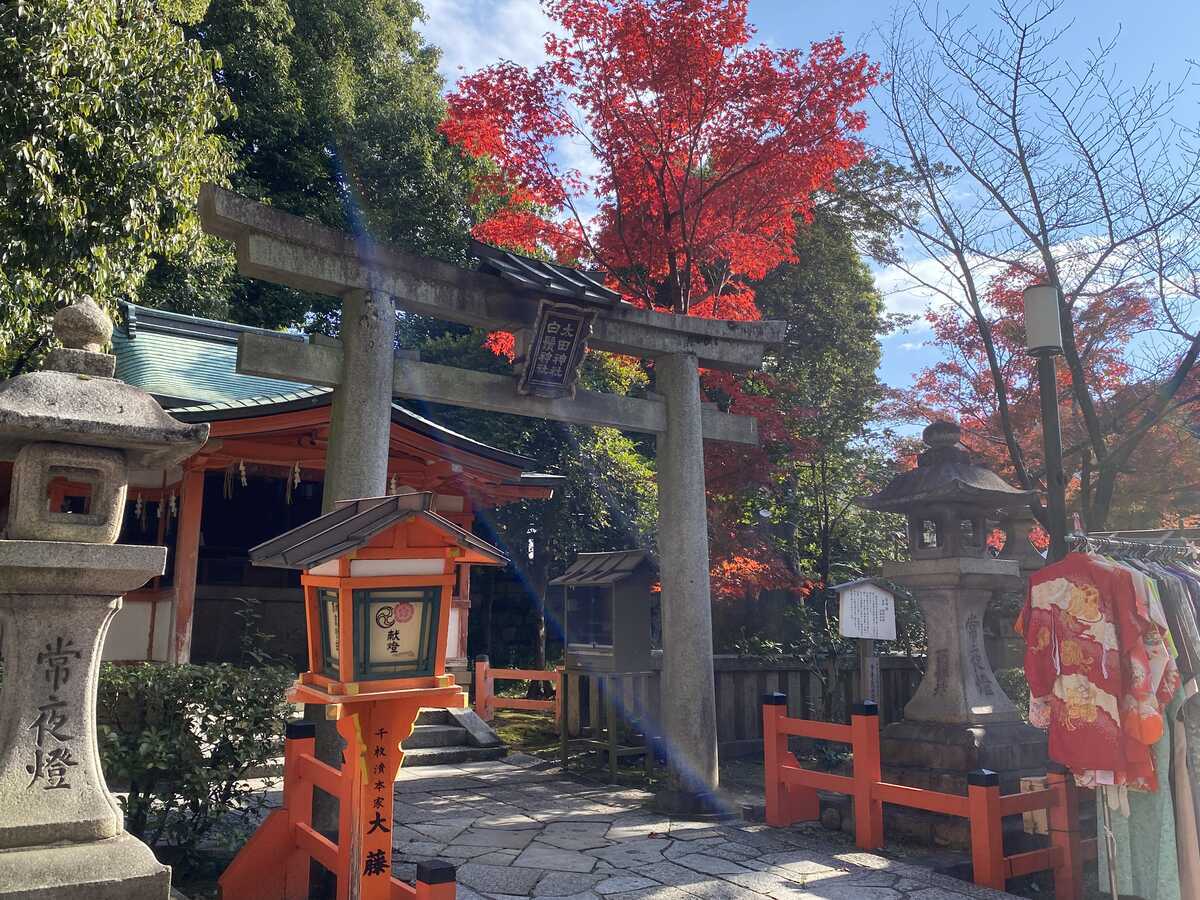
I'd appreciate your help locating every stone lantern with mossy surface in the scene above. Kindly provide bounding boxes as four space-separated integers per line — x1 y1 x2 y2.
857 421 1048 803
0 299 209 897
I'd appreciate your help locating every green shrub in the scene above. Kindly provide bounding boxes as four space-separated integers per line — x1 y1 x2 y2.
97 662 294 866
995 666 1031 720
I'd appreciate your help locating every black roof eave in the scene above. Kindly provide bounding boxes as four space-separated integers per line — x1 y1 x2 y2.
858 480 1038 514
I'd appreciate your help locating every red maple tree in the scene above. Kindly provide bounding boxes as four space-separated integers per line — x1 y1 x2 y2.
443 0 876 315
896 265 1200 528
442 0 878 598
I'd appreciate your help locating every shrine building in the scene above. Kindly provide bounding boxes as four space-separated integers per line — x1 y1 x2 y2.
5 302 560 670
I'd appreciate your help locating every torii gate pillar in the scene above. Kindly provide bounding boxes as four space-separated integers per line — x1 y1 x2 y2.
323 289 395 513
310 288 396 847
654 352 720 811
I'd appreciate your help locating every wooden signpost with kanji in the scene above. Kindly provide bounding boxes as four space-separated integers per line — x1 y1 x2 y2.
831 578 898 719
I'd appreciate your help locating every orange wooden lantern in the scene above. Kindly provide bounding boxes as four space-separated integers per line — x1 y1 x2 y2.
220 493 507 900
251 492 506 703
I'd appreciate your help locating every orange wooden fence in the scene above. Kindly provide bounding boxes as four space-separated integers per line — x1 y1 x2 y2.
762 693 1094 900
474 655 560 723
218 721 457 900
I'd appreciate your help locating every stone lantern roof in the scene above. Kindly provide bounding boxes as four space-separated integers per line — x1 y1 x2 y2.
858 420 1036 515
0 299 208 468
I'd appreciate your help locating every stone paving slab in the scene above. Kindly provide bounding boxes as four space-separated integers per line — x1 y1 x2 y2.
391 758 1021 900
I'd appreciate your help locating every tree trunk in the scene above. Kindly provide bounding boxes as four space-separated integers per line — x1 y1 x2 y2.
1088 466 1118 532
1079 449 1093 529
818 456 832 586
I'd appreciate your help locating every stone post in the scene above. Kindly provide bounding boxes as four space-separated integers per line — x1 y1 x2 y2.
323 289 396 513
0 299 208 897
653 352 720 813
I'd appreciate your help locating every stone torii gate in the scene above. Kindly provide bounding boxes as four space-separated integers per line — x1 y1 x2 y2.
198 185 784 812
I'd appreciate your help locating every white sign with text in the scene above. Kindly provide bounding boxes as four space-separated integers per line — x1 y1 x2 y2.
836 581 897 641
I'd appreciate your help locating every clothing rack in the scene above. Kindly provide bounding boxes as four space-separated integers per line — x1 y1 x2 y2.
1063 529 1199 900
1067 530 1198 561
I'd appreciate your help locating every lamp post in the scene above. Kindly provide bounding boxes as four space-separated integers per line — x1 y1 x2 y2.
1023 284 1069 562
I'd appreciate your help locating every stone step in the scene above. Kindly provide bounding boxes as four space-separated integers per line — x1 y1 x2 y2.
244 756 284 779
415 708 453 726
402 724 469 749
400 744 507 767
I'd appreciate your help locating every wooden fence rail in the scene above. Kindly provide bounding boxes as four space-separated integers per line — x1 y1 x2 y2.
469 654 925 757
474 655 561 723
762 694 1093 900
552 655 923 753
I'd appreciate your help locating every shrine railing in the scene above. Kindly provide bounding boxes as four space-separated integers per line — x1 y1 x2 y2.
762 694 1096 900
474 655 560 723
218 722 456 900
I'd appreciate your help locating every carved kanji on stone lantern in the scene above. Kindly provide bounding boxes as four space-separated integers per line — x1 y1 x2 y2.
0 299 208 897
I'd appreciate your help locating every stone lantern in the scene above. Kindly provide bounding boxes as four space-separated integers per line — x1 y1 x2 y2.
0 300 208 897
857 421 1047 796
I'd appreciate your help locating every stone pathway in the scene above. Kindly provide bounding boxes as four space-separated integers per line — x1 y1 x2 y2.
390 755 1019 900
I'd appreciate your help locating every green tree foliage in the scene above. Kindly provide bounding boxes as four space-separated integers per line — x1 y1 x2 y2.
0 0 233 374
142 0 477 330
747 208 899 587
756 208 888 446
781 430 908 587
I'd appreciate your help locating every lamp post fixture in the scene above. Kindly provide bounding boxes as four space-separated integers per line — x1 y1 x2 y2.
1023 284 1069 562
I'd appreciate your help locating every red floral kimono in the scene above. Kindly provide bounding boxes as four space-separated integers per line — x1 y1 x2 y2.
1018 552 1179 789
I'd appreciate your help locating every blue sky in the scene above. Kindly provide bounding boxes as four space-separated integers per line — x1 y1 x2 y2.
417 1 1200 392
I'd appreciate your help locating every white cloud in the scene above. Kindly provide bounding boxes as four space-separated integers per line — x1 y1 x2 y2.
869 250 1016 334
419 0 552 88
868 257 953 332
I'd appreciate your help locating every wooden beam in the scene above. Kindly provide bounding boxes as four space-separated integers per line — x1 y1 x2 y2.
200 185 785 371
237 331 760 445
171 466 205 664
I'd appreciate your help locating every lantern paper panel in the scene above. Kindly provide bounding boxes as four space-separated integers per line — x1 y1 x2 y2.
319 587 340 674
358 588 439 679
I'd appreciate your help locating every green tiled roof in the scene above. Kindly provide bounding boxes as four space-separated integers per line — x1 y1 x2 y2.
113 303 307 405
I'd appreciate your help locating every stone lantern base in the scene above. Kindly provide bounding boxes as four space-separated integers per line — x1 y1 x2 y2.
0 832 169 899
0 541 173 899
870 557 1049 846
880 719 1049 795
872 720 1048 848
